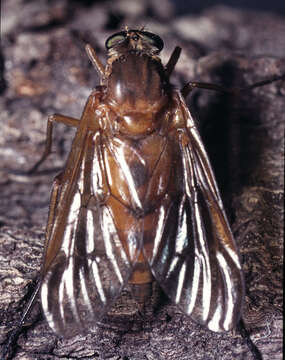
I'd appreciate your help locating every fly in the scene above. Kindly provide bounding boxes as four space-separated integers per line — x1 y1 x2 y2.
3 28 285 360
32 28 244 334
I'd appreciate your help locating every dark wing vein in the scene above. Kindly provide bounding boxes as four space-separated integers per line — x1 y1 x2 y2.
147 91 244 332
41 132 133 336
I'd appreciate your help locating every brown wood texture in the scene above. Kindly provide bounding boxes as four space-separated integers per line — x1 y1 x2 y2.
0 1 284 359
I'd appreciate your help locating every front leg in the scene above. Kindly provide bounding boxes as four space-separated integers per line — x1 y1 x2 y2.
181 74 285 98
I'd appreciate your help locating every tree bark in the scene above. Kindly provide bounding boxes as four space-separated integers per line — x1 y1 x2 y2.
0 1 284 359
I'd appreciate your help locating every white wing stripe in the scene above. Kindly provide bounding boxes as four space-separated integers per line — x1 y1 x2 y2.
92 261 106 304
175 262 186 303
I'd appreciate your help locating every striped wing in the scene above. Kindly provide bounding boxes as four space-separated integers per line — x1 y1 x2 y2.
146 91 244 332
41 131 138 337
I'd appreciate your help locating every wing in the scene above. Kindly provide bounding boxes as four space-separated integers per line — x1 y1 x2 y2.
40 97 139 337
145 91 244 332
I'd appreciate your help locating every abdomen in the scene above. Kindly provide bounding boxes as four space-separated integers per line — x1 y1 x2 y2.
100 130 181 302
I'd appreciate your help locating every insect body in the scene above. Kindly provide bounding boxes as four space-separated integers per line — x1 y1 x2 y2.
31 30 244 337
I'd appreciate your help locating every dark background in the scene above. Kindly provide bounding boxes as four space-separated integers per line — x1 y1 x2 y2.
172 0 285 15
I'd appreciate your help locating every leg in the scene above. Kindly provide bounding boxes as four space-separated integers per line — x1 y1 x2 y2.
181 81 232 98
241 73 285 91
28 114 79 174
2 282 42 360
181 73 285 98
85 44 105 80
165 46 181 78
237 318 263 360
42 173 64 272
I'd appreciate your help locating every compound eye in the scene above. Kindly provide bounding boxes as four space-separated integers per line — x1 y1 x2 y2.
139 31 164 52
105 32 127 50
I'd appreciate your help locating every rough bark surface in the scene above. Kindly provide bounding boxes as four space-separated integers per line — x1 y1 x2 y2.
0 1 284 359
